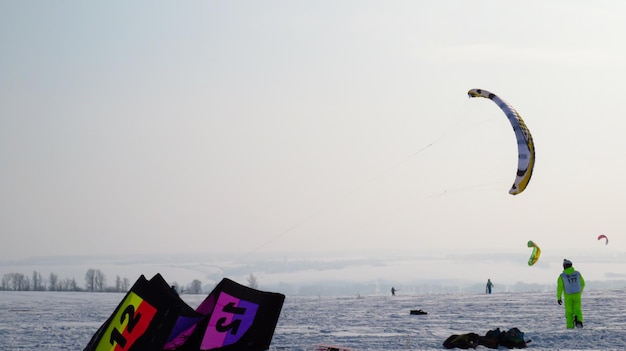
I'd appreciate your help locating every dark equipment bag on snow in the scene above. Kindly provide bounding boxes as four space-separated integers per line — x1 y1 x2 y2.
499 327 528 349
477 328 501 349
443 327 529 349
443 333 480 349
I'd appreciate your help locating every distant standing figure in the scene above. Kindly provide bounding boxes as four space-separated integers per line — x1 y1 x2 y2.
171 285 178 295
485 279 494 294
391 287 396 296
557 259 585 329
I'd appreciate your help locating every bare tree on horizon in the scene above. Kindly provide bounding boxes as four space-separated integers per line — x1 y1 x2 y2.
188 279 202 294
32 271 44 291
48 272 58 291
85 269 106 292
247 273 258 289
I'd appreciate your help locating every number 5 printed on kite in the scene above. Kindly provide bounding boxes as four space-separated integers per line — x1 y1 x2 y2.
202 292 259 349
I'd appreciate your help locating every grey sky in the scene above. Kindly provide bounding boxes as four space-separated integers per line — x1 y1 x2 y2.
2 1 626 283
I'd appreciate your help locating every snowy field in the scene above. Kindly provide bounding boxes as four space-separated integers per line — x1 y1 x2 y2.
0 289 623 350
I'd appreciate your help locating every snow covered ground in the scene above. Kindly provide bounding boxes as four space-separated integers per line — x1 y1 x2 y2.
0 289 622 350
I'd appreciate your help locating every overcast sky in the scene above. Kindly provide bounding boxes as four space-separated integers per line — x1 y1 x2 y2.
2 1 626 283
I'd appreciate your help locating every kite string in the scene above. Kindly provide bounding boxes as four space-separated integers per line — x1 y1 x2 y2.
238 139 438 260
238 116 498 259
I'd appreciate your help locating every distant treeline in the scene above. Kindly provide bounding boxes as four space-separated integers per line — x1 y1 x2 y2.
0 269 206 294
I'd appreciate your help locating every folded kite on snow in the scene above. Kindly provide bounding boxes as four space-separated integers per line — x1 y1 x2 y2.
443 327 530 349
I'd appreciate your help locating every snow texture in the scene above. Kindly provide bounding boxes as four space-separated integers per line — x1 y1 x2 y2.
0 289 622 350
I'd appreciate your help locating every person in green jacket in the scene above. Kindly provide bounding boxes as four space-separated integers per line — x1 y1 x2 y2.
557 259 585 328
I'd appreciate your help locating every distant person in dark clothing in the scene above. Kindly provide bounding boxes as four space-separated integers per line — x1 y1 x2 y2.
391 287 396 296
171 285 178 295
485 279 494 294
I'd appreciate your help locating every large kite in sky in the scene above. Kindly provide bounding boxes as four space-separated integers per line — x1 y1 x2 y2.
468 89 536 195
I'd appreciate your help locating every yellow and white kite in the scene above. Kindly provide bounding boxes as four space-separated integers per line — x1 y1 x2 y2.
527 240 541 266
468 89 536 195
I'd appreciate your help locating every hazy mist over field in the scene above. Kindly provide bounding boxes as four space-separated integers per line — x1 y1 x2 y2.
3 249 625 296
